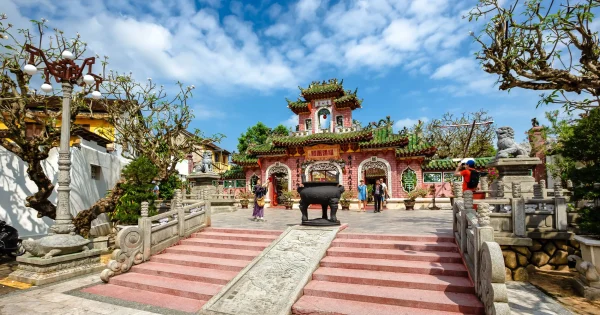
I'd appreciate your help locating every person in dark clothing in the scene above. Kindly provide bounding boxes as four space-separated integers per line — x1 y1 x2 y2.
372 179 383 213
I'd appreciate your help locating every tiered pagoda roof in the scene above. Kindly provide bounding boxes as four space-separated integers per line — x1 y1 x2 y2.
287 79 362 114
231 124 438 168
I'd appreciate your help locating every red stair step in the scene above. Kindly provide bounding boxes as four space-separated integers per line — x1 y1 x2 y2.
131 261 237 285
203 227 283 236
166 245 261 261
82 284 205 313
303 280 484 314
293 295 476 315
332 239 458 252
312 267 474 293
327 247 462 263
337 232 455 243
319 256 468 277
192 231 278 242
151 253 248 271
181 238 271 251
109 273 221 301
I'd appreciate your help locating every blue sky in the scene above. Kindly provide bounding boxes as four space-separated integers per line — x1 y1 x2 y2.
3 0 569 153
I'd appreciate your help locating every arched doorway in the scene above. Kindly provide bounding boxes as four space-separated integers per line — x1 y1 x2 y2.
358 157 392 199
266 164 291 206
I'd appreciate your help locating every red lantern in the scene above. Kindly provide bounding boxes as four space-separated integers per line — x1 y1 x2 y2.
322 115 327 119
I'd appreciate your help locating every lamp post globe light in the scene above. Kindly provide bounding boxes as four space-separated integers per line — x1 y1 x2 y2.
22 44 103 254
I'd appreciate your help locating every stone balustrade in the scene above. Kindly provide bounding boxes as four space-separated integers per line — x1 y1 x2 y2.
100 190 211 282
289 130 313 137
453 191 511 314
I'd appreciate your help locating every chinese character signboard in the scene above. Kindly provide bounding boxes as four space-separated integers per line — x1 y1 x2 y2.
305 144 340 161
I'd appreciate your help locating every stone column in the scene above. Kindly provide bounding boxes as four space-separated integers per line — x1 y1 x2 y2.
176 190 185 237
474 201 494 292
453 182 463 198
540 179 547 198
464 190 474 211
52 82 75 235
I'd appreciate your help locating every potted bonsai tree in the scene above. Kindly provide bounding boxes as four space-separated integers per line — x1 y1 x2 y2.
339 191 353 210
281 191 295 210
237 191 254 209
404 187 428 210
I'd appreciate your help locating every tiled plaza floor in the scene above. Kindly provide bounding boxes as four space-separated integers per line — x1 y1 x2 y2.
0 208 573 314
212 207 454 235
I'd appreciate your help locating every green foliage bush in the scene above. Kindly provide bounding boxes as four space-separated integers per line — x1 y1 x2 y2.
110 156 158 225
159 174 182 201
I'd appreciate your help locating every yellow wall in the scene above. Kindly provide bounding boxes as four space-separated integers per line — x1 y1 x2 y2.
0 116 115 147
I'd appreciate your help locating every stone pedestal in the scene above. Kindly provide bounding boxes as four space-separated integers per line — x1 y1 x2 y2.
188 172 220 200
572 276 600 300
487 157 542 198
9 249 103 286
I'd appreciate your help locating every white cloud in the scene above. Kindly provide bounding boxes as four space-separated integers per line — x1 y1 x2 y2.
192 104 226 120
282 114 299 128
265 23 291 38
393 117 429 132
296 0 322 21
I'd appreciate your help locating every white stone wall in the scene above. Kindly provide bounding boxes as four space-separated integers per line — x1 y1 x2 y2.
0 139 127 238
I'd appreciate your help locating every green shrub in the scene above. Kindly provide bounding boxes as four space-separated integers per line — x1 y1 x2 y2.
110 156 158 225
159 174 182 200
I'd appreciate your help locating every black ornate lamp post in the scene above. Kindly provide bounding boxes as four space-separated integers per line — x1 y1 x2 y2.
23 44 102 245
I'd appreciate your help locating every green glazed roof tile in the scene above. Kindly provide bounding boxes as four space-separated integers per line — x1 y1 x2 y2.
231 154 259 166
286 98 310 114
395 134 437 157
421 156 495 170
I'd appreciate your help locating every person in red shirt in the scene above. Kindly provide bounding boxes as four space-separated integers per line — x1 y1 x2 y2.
454 159 476 192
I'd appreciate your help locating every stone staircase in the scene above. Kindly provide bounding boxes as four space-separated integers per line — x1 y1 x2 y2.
82 227 281 313
292 233 485 315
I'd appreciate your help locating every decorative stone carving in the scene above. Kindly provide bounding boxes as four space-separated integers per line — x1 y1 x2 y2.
480 177 489 192
533 184 543 199
200 227 339 315
478 202 491 227
554 183 563 197
268 165 289 176
308 163 338 172
140 201 149 217
464 190 474 211
478 242 511 315
495 126 531 159
194 151 214 173
512 182 521 198
100 226 144 282
362 161 387 172
453 182 463 198
540 179 546 188
21 234 89 259
496 180 504 198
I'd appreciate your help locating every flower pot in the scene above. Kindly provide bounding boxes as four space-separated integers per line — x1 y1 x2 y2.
404 199 416 210
240 199 249 209
284 201 293 210
574 235 600 275
340 201 350 210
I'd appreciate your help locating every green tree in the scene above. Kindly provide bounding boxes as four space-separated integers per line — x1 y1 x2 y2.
422 110 496 159
468 0 600 111
237 122 288 153
110 156 158 225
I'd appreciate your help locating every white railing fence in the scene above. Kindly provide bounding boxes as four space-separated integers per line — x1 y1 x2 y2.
100 190 210 282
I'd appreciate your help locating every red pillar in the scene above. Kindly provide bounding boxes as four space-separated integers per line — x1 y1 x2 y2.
528 126 547 184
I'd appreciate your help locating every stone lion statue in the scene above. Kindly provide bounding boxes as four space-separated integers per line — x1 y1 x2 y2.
198 151 214 173
495 126 531 159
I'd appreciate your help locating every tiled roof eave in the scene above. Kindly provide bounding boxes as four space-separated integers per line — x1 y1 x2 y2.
301 90 344 101
360 139 409 149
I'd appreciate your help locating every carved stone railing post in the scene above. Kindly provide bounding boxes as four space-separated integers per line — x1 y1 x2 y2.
496 180 504 198
453 182 463 199
540 179 547 197
533 183 543 199
511 182 525 236
478 242 511 314
480 177 489 192
474 202 494 285
464 190 474 212
140 201 151 260
554 183 568 231
205 200 212 227
176 190 185 237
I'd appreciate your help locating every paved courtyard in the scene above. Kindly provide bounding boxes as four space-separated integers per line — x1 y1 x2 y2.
0 208 575 315
212 207 454 235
